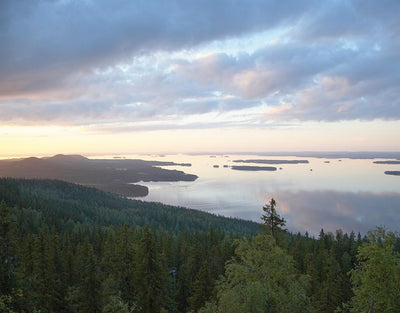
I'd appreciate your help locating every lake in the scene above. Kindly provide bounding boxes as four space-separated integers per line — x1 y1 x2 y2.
98 153 400 236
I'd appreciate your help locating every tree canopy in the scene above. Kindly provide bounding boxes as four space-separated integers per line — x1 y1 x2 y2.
0 179 399 312
199 233 312 313
347 227 400 313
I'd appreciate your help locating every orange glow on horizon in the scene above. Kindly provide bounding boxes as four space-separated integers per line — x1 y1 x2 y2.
1 120 400 158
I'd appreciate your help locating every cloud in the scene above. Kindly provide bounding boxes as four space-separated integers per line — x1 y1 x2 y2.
0 0 310 94
0 0 399 129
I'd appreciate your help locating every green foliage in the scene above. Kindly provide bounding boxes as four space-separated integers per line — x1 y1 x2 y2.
188 260 215 312
0 178 260 237
0 178 396 313
0 200 14 296
205 233 312 313
102 295 136 313
0 293 16 313
135 225 166 313
347 227 400 313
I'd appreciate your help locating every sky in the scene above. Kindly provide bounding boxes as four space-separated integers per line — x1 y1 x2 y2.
1 0 400 156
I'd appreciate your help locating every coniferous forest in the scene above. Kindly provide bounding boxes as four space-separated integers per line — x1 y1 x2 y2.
0 178 399 313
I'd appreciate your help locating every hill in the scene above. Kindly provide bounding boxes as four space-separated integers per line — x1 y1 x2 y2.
0 177 260 236
0 154 197 197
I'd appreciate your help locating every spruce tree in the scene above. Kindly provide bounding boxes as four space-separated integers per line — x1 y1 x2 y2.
0 201 13 296
261 198 286 239
189 260 214 312
135 225 165 313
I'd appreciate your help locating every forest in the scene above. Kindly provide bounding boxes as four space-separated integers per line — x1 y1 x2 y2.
0 178 399 313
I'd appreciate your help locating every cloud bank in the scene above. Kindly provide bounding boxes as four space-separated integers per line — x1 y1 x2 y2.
1 0 399 129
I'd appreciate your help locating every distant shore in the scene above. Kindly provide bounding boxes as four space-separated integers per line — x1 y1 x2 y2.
185 151 400 160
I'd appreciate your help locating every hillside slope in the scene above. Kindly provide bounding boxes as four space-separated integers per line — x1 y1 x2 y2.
0 177 260 236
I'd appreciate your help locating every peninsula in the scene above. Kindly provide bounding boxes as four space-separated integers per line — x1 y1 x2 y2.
0 154 197 197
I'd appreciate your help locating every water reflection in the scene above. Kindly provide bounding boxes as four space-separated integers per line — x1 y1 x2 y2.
121 154 400 236
267 190 400 236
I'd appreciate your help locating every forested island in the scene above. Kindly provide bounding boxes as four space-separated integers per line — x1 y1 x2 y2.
374 160 400 164
385 171 400 176
0 154 197 197
231 165 277 171
233 159 309 164
1 178 399 313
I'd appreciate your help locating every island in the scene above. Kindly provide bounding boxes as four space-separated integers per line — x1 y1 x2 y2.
384 171 400 176
0 154 198 197
231 165 277 171
373 161 400 164
161 162 192 167
233 159 309 164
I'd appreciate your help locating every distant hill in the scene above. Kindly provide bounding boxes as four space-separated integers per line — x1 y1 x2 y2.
45 154 90 162
0 178 260 236
0 154 197 197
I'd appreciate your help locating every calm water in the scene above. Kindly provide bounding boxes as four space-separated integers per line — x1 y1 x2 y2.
98 154 400 235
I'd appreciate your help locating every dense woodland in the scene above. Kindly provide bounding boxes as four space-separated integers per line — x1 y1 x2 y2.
0 178 399 312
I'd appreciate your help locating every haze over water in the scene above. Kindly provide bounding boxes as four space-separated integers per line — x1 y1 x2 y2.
102 154 400 236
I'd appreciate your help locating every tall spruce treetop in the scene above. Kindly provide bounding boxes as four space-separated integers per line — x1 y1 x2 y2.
261 198 286 238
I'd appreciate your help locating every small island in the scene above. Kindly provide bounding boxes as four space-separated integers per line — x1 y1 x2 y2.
384 171 400 176
231 165 277 171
